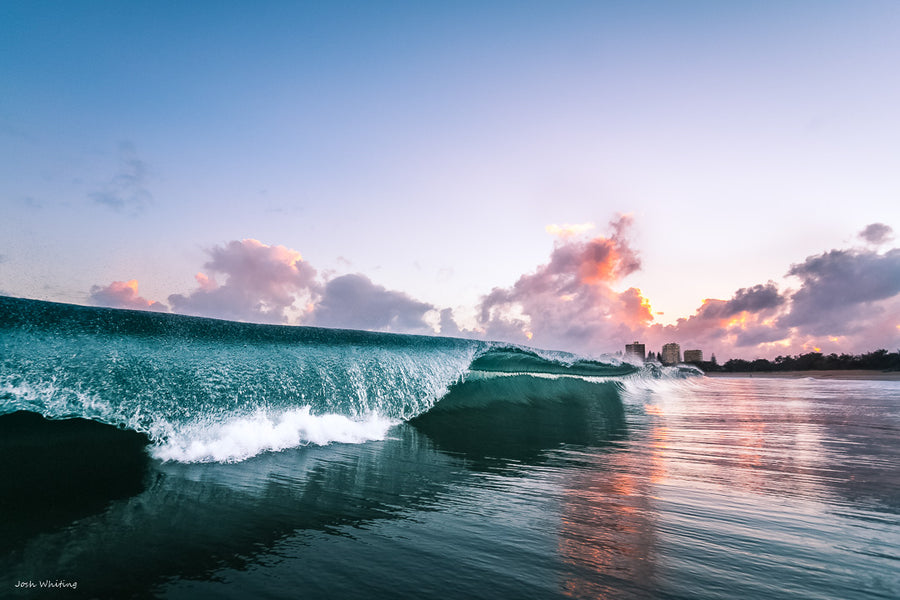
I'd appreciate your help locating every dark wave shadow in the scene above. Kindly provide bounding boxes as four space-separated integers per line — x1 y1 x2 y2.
0 411 151 552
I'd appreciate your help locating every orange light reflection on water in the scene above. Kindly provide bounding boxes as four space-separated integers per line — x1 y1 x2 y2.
558 402 670 598
557 379 834 597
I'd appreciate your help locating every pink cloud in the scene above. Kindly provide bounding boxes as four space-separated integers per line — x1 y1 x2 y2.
476 215 654 352
168 239 319 324
90 239 442 333
89 279 168 312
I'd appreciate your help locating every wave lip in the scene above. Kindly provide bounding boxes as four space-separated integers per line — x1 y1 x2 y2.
471 345 639 378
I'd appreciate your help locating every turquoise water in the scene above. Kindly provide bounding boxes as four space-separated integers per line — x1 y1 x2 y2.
1 297 897 599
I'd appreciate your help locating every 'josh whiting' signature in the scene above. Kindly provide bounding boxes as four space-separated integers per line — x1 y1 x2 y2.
15 580 78 590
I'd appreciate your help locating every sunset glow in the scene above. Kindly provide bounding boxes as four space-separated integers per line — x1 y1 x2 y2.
2 5 899 600
0 2 897 360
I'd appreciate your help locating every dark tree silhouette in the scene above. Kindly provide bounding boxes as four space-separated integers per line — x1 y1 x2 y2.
707 349 900 373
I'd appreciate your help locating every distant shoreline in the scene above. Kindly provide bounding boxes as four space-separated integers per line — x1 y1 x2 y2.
703 369 900 381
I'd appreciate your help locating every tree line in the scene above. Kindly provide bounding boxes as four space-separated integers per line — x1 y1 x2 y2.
690 349 900 373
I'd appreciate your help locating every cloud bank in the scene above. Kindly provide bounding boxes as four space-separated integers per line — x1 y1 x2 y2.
91 239 439 333
643 225 900 358
87 221 899 359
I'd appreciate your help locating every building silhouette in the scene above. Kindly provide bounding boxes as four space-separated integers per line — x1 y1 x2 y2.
660 343 681 365
683 349 703 364
625 341 646 361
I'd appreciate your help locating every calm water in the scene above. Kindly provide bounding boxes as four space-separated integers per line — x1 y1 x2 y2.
3 376 897 599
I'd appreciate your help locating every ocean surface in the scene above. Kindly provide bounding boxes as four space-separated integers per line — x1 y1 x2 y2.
1 296 898 599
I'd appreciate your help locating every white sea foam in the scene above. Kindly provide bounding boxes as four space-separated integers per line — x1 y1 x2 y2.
150 407 399 463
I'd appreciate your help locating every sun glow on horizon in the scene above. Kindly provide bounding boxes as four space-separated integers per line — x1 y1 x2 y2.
725 312 750 329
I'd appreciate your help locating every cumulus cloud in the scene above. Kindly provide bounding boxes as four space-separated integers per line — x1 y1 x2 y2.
774 247 900 355
476 215 653 352
168 239 319 324
858 223 894 245
720 283 786 316
676 283 785 323
438 308 462 337
778 248 900 335
310 274 437 334
89 280 168 312
89 142 152 213
640 282 790 357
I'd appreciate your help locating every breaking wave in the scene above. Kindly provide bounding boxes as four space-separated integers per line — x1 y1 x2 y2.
0 296 691 463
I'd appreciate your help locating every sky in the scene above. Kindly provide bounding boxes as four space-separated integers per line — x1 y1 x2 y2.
1 0 898 360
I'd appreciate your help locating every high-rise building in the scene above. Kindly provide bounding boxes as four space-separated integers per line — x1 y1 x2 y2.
683 349 703 363
660 342 681 365
625 341 645 361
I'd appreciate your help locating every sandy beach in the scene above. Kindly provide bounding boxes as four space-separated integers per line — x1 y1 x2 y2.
704 370 900 381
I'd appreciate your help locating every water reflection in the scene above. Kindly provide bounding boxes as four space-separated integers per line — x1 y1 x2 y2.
4 378 896 599
612 377 900 600
555 387 662 599
637 379 837 502
555 377 900 599
558 453 658 600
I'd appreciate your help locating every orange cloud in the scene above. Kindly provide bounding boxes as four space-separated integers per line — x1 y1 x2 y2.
577 242 620 285
195 272 216 291
89 279 168 312
476 215 650 352
725 311 750 329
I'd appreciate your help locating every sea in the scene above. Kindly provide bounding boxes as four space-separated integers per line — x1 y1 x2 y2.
1 295 898 599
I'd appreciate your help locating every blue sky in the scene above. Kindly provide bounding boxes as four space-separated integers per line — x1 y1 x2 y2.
2 1 898 358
